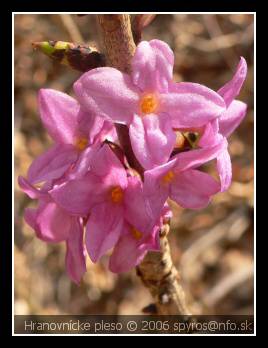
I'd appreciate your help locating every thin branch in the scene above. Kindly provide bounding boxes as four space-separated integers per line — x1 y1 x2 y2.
131 14 157 44
137 223 192 315
202 15 238 69
97 14 136 73
202 264 253 309
181 207 250 282
60 14 84 44
96 14 191 316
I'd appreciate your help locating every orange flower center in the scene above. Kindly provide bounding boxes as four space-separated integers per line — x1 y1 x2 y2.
162 170 175 184
130 226 143 240
75 137 88 151
140 93 159 114
110 186 124 204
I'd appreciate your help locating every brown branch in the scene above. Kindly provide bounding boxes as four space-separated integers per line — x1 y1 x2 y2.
96 14 144 175
59 14 84 44
131 14 157 45
137 223 192 315
96 14 191 315
97 14 136 73
202 265 253 310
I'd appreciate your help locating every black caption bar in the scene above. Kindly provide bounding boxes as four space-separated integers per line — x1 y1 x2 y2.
14 315 254 335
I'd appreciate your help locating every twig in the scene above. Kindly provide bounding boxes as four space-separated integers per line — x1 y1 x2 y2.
137 224 192 315
60 14 84 44
181 207 250 282
96 14 136 73
131 14 157 44
96 14 144 174
202 264 253 309
202 15 238 69
186 23 254 52
96 14 191 316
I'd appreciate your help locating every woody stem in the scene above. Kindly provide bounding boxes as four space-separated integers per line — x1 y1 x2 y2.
96 14 191 315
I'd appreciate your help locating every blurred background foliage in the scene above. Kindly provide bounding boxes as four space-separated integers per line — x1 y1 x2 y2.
14 14 254 315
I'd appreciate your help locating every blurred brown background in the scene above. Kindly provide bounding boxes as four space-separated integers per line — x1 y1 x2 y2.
14 14 254 315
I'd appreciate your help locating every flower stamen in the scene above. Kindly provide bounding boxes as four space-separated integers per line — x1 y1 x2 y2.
162 170 175 184
110 186 124 204
75 137 88 151
140 93 159 114
130 226 143 240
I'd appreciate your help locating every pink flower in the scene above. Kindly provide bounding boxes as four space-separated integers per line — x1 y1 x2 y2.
18 41 248 280
74 40 226 170
144 141 226 218
109 223 160 273
18 176 86 284
27 89 115 186
198 57 248 191
109 205 171 273
50 144 157 263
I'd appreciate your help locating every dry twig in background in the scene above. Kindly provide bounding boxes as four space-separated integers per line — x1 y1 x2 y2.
60 14 84 44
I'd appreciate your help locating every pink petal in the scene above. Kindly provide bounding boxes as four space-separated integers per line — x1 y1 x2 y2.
50 172 104 216
18 176 48 199
218 57 247 108
145 224 161 252
161 202 173 221
124 176 153 232
67 144 100 180
94 120 118 143
219 100 247 138
109 232 147 273
77 108 114 146
198 119 220 148
35 200 72 242
38 89 81 144
174 141 226 172
90 120 115 145
90 144 128 190
133 113 176 169
144 159 175 218
65 218 86 284
161 82 226 128
27 144 78 184
109 223 161 273
24 208 38 230
102 123 118 143
131 39 174 93
130 113 175 170
74 67 140 125
217 147 232 192
85 202 123 262
170 169 220 209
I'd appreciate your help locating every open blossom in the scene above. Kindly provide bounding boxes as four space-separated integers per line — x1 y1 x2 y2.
50 144 159 265
144 141 226 218
18 176 86 284
109 204 172 273
194 57 248 191
74 39 226 170
27 89 115 187
18 37 248 282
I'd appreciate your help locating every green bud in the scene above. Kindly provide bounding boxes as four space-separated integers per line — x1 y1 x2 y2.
32 40 106 72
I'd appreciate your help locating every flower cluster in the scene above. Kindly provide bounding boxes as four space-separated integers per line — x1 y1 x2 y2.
19 40 247 283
